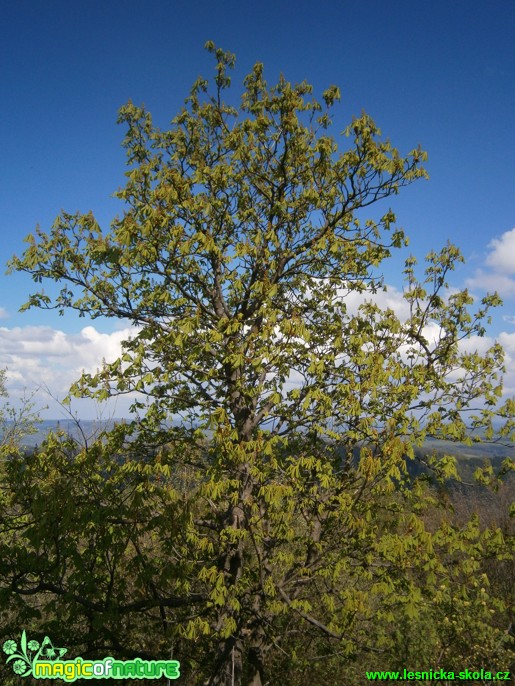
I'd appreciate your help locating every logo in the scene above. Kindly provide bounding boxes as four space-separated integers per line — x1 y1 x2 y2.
2 631 180 681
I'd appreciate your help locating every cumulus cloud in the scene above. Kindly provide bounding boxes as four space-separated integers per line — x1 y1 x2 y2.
466 227 515 298
0 324 136 418
485 228 515 274
0 285 513 421
341 283 412 320
341 283 515 401
497 331 515 397
466 270 515 297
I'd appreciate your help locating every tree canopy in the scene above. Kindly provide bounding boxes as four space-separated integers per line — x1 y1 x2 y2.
3 44 514 685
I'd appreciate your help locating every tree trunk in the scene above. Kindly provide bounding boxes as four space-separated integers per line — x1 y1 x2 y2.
206 637 265 686
246 640 265 686
207 638 243 686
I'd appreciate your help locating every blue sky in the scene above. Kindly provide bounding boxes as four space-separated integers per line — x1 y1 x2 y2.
1 0 514 418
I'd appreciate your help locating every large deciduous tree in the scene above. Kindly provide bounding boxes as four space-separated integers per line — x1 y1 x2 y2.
4 44 513 685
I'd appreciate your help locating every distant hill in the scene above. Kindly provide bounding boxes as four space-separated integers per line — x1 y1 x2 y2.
4 420 514 486
3 419 122 448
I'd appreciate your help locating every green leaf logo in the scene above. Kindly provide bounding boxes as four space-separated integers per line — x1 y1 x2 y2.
2 631 66 678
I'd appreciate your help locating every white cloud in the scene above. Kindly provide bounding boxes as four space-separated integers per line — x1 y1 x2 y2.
0 324 136 419
341 283 412 320
466 227 515 298
498 331 515 397
466 270 515 297
0 287 513 422
486 227 515 274
341 284 515 402
0 307 9 320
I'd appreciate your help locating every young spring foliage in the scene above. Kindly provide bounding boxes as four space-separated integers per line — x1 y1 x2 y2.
6 44 514 685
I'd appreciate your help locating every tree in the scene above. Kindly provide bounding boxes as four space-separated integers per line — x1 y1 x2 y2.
5 43 514 685
0 369 40 451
